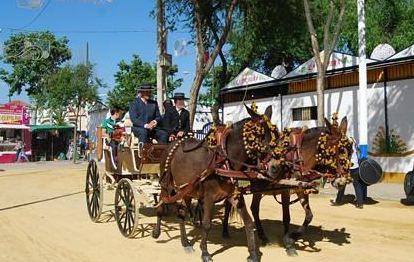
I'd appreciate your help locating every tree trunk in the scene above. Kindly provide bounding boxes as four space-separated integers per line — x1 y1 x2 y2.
316 72 325 127
211 102 220 125
189 72 205 128
189 0 238 128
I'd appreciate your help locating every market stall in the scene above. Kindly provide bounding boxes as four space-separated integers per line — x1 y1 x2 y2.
0 101 31 163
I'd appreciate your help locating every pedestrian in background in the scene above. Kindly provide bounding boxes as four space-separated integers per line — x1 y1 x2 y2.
14 137 23 162
331 138 368 208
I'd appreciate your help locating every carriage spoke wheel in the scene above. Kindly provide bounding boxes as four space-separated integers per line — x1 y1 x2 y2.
85 160 104 222
114 178 139 238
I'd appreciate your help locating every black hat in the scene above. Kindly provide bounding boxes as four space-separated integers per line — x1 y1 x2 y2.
136 83 155 92
173 92 189 100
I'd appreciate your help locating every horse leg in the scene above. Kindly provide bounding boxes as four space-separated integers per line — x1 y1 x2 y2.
291 192 313 240
282 190 297 257
250 193 268 245
229 195 261 262
193 200 203 227
222 198 231 238
200 198 214 262
178 198 194 253
152 203 163 239
187 198 195 221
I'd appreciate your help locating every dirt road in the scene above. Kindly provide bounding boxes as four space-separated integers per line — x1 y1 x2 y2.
0 162 413 262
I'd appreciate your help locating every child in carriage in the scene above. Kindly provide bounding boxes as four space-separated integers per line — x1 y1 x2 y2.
101 108 122 160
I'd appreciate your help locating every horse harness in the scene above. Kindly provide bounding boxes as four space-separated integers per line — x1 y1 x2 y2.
160 125 329 205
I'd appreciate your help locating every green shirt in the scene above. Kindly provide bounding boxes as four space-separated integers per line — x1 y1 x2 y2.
102 117 117 134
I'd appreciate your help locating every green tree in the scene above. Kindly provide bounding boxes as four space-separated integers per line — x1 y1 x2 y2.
43 64 101 162
0 31 71 96
42 66 74 125
107 54 182 111
340 0 414 55
229 0 311 73
199 65 238 123
165 0 239 127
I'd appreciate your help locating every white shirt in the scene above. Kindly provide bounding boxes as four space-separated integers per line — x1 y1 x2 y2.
351 144 359 169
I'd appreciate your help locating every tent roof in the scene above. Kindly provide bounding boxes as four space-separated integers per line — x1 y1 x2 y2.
388 44 414 60
31 125 74 132
223 67 274 90
283 51 377 79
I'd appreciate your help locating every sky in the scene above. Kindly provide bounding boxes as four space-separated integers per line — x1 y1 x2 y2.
0 0 197 104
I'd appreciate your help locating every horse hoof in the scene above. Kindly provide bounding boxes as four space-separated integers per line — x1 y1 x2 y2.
286 248 298 257
201 255 213 262
152 230 160 239
184 245 194 253
247 254 260 262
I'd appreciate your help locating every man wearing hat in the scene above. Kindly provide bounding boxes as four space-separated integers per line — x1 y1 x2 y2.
162 92 190 141
129 84 168 143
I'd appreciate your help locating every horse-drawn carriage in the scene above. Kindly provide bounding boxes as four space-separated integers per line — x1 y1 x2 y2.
85 126 168 237
84 104 382 261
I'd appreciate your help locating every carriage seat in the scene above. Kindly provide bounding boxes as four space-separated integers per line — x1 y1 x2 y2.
103 147 118 173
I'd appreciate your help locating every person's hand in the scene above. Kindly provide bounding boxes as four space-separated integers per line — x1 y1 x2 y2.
150 120 157 128
177 131 184 138
169 134 176 142
144 123 153 129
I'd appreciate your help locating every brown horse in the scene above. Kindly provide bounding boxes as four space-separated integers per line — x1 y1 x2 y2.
152 105 281 262
222 117 351 256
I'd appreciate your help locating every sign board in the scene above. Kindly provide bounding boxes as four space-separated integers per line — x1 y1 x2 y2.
0 103 30 125
284 51 376 78
223 67 274 90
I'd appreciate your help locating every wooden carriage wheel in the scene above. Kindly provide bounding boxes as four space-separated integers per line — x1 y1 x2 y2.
85 160 104 222
114 178 140 238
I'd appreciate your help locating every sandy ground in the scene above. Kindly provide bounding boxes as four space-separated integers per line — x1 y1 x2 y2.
0 161 413 262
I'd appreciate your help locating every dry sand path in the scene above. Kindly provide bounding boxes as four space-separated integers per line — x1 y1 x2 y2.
0 162 413 262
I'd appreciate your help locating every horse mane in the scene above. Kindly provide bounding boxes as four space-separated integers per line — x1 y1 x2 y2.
302 127 329 149
304 126 329 137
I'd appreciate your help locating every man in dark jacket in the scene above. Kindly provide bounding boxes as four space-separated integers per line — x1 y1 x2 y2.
129 84 168 143
162 92 190 142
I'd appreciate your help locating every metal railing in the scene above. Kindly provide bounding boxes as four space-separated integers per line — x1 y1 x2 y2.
194 122 213 140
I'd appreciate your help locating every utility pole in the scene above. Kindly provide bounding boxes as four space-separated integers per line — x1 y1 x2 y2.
73 42 89 163
157 0 167 113
86 41 89 66
357 0 368 159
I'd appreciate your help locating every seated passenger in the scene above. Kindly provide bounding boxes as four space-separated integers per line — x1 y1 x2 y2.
129 84 168 144
101 108 121 159
162 92 190 142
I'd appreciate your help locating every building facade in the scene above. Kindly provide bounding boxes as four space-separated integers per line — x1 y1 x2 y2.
221 47 414 179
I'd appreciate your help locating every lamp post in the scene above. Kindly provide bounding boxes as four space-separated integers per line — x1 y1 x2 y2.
358 0 368 159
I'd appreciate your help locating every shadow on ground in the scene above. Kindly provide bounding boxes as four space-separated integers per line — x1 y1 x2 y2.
93 202 351 259
337 194 380 206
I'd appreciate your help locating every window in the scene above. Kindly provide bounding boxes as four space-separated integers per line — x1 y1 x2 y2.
292 106 317 121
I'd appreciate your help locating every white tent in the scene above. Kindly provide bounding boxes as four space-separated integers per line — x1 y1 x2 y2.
223 67 274 90
388 44 414 60
283 51 377 78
